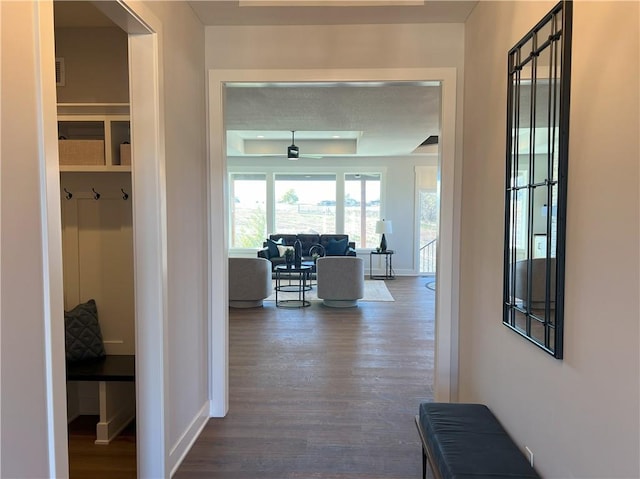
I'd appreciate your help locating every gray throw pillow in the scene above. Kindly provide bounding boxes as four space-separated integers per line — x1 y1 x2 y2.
64 299 106 362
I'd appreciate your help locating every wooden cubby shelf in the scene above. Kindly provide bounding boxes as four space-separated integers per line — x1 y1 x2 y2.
57 103 131 172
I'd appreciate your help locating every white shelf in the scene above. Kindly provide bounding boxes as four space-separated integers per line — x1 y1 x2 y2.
57 104 130 171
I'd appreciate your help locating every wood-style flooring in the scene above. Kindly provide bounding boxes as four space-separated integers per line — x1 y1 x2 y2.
176 276 435 479
68 415 136 479
67 277 434 478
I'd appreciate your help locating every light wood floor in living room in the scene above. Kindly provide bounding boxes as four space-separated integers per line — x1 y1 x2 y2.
68 277 434 478
176 276 435 479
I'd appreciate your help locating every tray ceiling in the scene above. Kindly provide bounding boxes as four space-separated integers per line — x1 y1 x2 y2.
225 82 441 158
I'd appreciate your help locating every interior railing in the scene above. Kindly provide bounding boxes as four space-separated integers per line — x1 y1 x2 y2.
419 239 437 274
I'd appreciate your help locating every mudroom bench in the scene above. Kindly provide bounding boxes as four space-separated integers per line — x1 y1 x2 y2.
415 402 541 479
66 355 135 445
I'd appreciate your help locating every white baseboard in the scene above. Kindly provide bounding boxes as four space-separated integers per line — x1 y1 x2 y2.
169 402 210 477
95 410 135 445
94 381 135 445
95 400 135 445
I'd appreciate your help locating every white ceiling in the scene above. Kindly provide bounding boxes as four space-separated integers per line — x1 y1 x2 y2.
188 1 477 26
53 0 472 158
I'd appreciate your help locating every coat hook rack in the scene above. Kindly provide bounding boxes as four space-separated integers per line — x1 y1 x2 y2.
121 188 129 201
92 188 101 200
63 188 73 200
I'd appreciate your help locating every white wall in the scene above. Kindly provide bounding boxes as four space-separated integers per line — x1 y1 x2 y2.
460 2 639 478
60 173 135 355
1 2 68 477
55 27 129 103
140 2 210 473
1 1 209 476
205 22 465 269
206 23 464 70
228 154 438 274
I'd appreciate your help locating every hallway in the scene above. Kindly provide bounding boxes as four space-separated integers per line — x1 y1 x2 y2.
176 277 435 478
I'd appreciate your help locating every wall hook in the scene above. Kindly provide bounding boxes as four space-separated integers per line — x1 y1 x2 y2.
63 188 73 200
121 188 129 201
92 188 101 200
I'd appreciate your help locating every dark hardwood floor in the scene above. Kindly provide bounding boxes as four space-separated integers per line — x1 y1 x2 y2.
67 277 434 478
176 276 435 479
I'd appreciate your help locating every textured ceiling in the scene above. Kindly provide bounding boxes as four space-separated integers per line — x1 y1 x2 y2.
225 83 441 157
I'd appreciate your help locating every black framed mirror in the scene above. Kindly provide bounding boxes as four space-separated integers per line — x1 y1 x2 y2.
503 1 572 359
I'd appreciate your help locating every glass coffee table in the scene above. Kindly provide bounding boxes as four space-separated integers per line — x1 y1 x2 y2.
274 264 312 308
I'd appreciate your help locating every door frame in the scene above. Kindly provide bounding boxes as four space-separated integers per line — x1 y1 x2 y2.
100 3 169 477
40 1 170 477
207 67 462 414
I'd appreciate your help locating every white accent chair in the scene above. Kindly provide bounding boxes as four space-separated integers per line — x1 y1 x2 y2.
228 257 272 308
316 256 365 308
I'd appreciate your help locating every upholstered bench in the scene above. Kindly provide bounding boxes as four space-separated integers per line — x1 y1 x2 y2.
415 402 541 479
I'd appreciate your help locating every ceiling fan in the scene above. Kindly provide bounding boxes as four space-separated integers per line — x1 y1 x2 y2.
287 130 299 160
287 131 323 160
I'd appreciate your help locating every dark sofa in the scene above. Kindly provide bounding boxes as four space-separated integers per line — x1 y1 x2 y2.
258 233 356 270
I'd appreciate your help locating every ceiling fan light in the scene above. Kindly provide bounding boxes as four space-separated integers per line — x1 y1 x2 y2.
287 144 299 160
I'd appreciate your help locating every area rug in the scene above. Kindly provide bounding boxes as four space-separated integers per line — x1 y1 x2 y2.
265 280 394 302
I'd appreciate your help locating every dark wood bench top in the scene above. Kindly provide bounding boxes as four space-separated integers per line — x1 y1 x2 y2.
66 355 135 382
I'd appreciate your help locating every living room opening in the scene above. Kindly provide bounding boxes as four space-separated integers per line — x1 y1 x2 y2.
223 80 441 365
225 81 440 268
208 67 459 414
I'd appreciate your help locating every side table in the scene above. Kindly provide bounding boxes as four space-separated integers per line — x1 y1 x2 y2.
274 264 312 308
370 250 395 280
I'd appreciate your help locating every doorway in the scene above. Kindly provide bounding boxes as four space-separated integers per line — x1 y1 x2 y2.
54 3 136 476
208 68 460 413
48 1 168 477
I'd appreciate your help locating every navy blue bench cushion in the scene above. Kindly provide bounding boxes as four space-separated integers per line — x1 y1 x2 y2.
419 403 540 479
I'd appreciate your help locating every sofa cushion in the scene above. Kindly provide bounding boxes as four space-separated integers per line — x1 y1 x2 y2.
326 237 348 255
266 238 283 257
319 234 351 251
276 245 295 257
296 234 321 256
269 234 297 246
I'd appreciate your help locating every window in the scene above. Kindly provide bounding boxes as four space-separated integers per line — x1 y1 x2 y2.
344 173 380 248
229 170 384 249
229 173 266 248
274 174 336 234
